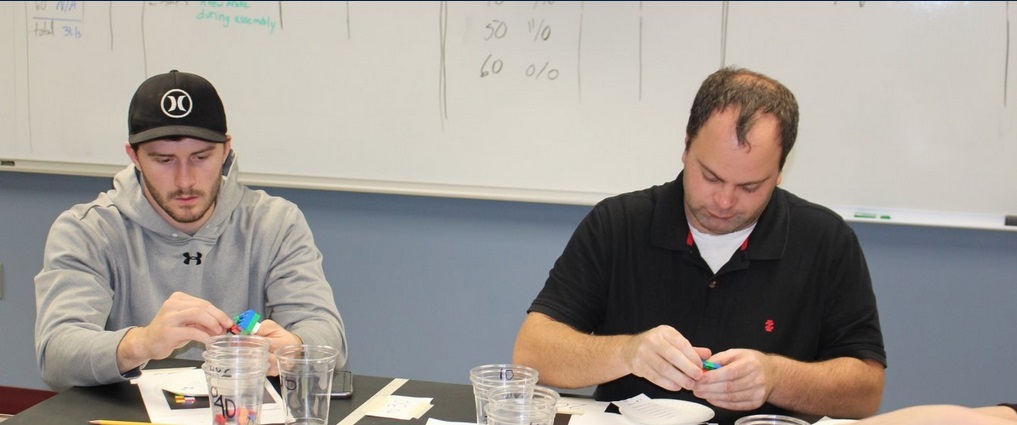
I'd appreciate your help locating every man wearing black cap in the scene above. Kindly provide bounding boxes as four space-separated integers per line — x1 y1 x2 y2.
34 70 347 389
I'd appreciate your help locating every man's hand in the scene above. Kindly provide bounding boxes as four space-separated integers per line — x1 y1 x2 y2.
117 292 233 373
620 325 713 392
695 352 885 417
691 349 773 411
255 319 302 376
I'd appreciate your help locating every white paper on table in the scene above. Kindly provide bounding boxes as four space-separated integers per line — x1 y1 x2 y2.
557 396 611 415
425 419 475 425
568 410 641 425
134 367 286 424
613 394 720 425
364 395 434 420
615 394 671 420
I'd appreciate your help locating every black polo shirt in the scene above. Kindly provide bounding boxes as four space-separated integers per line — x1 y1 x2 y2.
528 173 886 424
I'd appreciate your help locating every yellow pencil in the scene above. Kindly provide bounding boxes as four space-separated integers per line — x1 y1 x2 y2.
88 420 176 425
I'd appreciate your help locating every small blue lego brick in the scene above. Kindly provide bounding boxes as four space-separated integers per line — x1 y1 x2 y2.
229 309 262 335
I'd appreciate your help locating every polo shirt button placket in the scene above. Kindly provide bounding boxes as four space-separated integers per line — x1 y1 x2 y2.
708 280 717 288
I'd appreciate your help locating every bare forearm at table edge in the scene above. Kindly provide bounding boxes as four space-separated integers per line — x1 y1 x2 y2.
512 312 632 389
765 355 885 418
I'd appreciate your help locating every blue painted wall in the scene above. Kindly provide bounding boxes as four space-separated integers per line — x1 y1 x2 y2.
2 170 1016 413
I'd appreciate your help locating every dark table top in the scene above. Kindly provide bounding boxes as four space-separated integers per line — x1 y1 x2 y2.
6 359 478 425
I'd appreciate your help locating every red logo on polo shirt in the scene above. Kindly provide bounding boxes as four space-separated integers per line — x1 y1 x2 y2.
764 319 775 333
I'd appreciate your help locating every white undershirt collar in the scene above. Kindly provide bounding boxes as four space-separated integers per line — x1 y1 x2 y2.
687 223 756 274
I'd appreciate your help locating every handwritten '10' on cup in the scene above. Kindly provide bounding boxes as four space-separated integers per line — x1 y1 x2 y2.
469 364 539 425
276 344 340 425
203 362 268 425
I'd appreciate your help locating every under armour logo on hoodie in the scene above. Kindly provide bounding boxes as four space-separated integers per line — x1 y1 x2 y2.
182 252 203 265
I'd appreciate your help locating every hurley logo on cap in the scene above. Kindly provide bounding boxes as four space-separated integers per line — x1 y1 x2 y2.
128 70 228 146
161 89 193 118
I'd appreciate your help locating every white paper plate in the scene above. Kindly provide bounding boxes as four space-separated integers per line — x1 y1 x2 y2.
159 368 209 397
618 398 715 425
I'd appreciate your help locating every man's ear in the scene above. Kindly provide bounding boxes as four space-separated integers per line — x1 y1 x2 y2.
223 135 232 164
682 135 690 165
125 142 140 167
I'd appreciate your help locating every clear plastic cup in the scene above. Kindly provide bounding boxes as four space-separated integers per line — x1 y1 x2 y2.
486 384 559 413
204 334 272 353
203 350 271 375
203 362 269 425
201 334 272 424
734 414 812 425
203 335 272 374
275 344 340 425
468 364 539 425
485 399 555 425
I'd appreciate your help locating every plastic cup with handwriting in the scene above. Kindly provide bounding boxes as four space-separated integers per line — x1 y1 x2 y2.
734 414 811 425
487 384 559 414
469 364 539 425
486 385 559 425
203 362 269 425
275 344 340 425
202 334 272 424
204 334 272 355
485 399 556 425
202 336 271 376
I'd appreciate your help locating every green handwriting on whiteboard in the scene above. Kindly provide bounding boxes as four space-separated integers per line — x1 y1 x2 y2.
192 1 279 34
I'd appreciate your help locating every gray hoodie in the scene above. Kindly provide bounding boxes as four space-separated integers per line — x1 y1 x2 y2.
34 151 346 389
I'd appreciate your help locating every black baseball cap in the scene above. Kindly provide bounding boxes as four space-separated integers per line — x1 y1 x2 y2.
128 70 228 146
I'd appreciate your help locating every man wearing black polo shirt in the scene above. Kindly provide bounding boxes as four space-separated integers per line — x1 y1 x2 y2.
513 67 886 424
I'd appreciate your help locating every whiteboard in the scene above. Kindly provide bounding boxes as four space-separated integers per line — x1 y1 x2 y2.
1 2 16 152
2 1 1016 229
